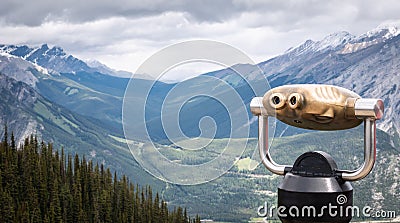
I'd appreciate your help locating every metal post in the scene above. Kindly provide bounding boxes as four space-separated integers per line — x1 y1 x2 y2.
340 118 376 181
258 116 289 175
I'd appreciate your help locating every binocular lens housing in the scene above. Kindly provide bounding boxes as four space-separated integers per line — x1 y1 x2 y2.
269 93 286 109
288 93 302 109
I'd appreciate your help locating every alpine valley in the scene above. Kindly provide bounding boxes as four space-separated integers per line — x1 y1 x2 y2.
0 23 399 222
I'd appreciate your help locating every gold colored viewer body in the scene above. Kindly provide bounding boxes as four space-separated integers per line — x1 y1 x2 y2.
262 84 363 130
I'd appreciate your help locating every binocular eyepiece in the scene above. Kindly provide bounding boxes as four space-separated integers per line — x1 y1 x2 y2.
250 84 384 223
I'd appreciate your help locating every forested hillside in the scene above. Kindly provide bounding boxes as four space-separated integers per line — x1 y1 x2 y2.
0 126 200 223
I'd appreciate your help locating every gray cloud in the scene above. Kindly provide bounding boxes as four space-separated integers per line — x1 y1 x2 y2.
0 0 239 26
1 0 400 77
1 0 398 28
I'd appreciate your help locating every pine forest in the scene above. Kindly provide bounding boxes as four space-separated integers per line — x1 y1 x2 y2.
0 126 201 223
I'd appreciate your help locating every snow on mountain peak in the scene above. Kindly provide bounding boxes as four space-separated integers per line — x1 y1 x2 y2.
85 58 122 75
287 22 400 57
286 31 354 56
0 44 93 74
0 52 49 78
362 20 400 40
0 52 41 87
339 21 400 54
85 59 108 69
314 31 354 52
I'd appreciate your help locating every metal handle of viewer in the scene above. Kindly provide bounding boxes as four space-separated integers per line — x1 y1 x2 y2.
251 97 290 175
258 116 289 175
338 118 376 181
250 97 384 181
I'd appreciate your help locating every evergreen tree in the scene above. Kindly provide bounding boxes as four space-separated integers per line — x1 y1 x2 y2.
3 124 8 148
10 131 15 150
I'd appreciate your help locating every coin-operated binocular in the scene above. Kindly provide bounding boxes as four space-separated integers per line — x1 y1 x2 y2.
250 84 384 223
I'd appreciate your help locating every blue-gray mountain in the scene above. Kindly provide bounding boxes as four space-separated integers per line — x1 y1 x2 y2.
1 26 399 142
0 44 93 74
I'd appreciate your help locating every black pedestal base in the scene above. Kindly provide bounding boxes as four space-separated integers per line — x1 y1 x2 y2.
277 151 353 223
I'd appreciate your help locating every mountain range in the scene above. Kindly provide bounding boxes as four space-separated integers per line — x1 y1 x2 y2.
1 24 399 142
0 23 399 222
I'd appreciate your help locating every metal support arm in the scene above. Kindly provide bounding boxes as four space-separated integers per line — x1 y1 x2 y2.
258 116 289 175
338 118 376 181
251 96 384 181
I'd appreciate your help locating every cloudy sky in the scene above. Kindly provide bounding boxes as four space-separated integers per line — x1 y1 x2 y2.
1 0 400 79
